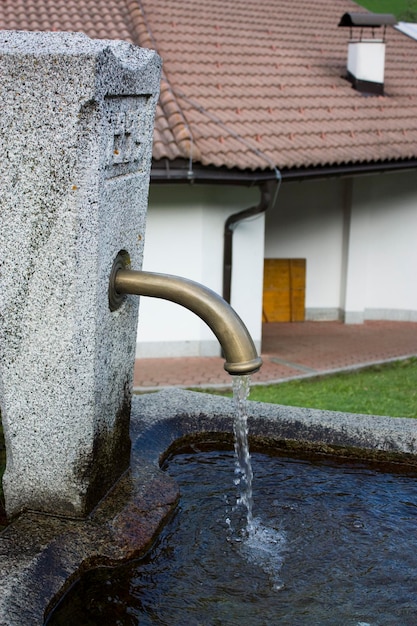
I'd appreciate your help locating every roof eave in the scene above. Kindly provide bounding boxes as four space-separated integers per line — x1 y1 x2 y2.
280 159 417 181
150 159 277 186
151 158 417 186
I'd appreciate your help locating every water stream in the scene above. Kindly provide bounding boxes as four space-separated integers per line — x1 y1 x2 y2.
229 375 254 534
228 375 287 588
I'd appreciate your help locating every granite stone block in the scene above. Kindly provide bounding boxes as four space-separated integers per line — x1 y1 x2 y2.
0 31 161 517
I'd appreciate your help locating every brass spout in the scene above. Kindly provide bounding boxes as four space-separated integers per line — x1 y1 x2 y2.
110 262 262 375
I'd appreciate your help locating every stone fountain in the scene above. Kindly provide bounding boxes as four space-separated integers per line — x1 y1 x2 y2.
0 30 261 623
1 30 417 626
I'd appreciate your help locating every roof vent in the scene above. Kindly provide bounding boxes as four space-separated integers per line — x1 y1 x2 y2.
338 12 397 95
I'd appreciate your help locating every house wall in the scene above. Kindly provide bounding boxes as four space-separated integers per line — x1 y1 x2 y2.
264 177 346 320
136 168 417 359
265 169 417 324
136 184 262 357
346 169 417 322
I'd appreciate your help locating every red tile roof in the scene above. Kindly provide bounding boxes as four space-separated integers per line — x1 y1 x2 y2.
1 0 417 173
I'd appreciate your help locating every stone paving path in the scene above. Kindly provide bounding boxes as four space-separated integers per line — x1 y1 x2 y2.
133 321 417 390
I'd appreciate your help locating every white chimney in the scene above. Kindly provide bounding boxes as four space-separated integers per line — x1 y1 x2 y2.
338 12 397 95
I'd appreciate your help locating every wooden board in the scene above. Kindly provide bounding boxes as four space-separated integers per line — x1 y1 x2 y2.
262 258 305 322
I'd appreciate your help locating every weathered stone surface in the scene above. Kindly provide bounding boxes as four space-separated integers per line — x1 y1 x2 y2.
132 389 417 461
0 31 161 517
0 461 179 626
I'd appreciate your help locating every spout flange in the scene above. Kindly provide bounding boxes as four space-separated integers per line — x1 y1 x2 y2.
224 357 263 375
109 251 130 312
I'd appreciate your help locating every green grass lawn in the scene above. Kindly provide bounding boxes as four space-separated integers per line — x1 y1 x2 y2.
358 0 417 20
193 358 417 419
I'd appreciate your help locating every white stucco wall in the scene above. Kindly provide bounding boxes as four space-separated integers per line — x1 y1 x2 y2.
264 177 346 319
265 170 417 324
136 184 262 357
136 169 417 358
346 170 417 322
230 209 266 341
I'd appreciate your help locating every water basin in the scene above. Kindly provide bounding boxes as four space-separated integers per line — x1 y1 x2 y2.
2 389 417 625
48 447 417 625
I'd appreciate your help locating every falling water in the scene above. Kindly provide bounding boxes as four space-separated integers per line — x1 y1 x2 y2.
231 374 254 535
229 375 287 589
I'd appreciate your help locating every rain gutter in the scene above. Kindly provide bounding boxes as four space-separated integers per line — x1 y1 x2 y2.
151 157 417 185
150 160 278 185
151 161 282 306
278 158 417 181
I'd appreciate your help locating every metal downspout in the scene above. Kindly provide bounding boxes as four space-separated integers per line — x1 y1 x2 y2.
222 173 281 304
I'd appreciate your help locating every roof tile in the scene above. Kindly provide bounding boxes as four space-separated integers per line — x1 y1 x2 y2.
1 0 417 172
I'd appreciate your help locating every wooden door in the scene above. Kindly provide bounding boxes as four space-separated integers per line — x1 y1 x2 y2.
262 259 305 322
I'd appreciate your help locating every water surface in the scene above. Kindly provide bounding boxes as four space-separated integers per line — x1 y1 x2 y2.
48 450 417 626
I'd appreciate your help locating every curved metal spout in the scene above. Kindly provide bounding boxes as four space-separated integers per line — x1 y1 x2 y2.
111 265 262 375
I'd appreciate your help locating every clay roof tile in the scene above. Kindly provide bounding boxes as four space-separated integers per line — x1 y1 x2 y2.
1 0 416 173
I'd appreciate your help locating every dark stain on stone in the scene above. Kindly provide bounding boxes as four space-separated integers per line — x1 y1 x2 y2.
76 379 132 517
42 468 179 622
